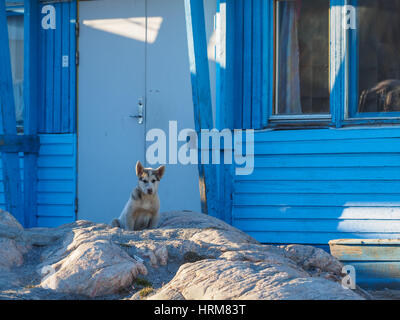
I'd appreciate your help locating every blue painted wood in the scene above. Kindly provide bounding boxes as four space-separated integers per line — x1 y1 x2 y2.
53 2 62 132
232 128 400 245
242 0 252 129
38 1 76 134
233 0 243 129
330 0 346 127
61 2 70 132
330 239 400 289
69 0 77 133
261 0 273 128
24 0 40 228
251 0 262 129
0 135 39 153
0 0 23 223
184 0 219 218
0 134 76 227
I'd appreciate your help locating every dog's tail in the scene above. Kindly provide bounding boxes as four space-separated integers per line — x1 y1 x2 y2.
111 218 121 228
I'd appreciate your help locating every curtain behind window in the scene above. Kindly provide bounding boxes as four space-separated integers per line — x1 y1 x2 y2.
7 15 24 128
277 1 302 114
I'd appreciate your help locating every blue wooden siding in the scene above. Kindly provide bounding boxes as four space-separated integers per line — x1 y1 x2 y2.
0 134 76 227
232 127 400 245
39 0 76 134
229 0 272 130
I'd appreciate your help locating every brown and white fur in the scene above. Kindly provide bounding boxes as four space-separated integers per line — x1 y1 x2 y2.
111 161 165 231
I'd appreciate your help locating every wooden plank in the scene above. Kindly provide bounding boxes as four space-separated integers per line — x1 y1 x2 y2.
0 135 39 153
242 0 252 129
233 206 400 220
330 242 400 262
36 215 75 227
45 10 55 133
184 0 219 218
233 219 400 233
38 167 75 180
235 167 400 181
240 138 400 155
330 0 346 127
233 193 400 207
53 2 62 132
246 231 400 245
61 1 70 132
251 0 262 129
251 153 400 168
234 180 400 194
0 0 23 223
233 0 243 128
37 192 75 205
69 0 76 133
37 204 75 217
254 127 400 142
261 0 273 128
24 0 40 228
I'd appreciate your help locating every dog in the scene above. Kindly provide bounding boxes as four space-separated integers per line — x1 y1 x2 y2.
111 161 165 231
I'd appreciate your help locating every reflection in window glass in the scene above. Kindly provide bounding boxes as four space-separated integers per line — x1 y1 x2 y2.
275 0 330 116
7 12 24 130
355 0 400 114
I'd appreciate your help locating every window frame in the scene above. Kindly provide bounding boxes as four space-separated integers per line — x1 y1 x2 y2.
268 0 400 128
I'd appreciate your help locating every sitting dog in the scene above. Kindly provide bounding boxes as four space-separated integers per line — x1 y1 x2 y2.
111 161 165 231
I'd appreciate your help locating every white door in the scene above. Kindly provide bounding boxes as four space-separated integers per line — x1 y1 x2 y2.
78 0 146 223
78 0 202 224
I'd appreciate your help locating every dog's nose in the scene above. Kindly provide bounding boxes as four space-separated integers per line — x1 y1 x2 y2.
147 189 153 195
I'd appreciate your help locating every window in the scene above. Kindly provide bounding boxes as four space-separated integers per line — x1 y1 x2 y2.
6 6 24 131
348 0 400 119
271 0 400 125
274 0 330 118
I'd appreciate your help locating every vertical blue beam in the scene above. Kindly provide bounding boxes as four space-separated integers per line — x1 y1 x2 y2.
216 0 235 223
0 0 23 223
184 0 219 218
330 0 346 128
261 0 273 128
251 0 262 129
24 0 40 228
233 0 243 129
69 0 76 133
242 0 252 129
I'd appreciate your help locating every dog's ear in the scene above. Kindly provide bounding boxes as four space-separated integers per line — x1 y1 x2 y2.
155 165 165 180
136 161 144 177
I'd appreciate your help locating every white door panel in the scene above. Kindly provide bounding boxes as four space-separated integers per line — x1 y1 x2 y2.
78 0 146 223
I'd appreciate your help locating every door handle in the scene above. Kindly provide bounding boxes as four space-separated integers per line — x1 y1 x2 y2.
129 98 144 124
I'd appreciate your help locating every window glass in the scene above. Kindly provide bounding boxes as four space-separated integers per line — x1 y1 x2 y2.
352 0 400 115
7 10 24 130
275 0 330 116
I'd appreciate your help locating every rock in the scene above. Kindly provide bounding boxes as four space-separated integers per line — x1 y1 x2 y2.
40 239 147 298
150 259 362 300
0 238 25 269
0 210 24 240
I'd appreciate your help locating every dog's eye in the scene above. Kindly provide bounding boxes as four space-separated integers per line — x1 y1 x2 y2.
143 180 148 184
151 179 156 183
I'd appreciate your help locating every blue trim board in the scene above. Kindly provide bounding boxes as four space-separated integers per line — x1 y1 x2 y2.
24 0 40 228
184 0 219 218
0 0 24 223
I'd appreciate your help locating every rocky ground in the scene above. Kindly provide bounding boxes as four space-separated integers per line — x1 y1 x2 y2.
0 209 377 300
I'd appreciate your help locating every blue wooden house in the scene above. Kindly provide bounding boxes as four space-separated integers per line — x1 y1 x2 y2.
1 0 400 288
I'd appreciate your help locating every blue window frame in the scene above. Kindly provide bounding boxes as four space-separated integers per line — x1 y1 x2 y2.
269 0 400 127
346 0 400 122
